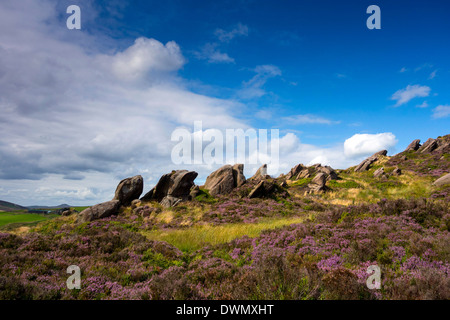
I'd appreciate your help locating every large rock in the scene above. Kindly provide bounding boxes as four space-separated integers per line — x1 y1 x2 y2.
285 164 305 180
248 180 276 199
373 167 385 178
141 170 198 206
419 138 437 153
404 139 421 152
354 150 387 172
433 173 450 187
317 165 338 180
309 173 327 192
204 164 246 196
78 200 120 223
113 175 143 206
250 164 271 181
232 164 246 187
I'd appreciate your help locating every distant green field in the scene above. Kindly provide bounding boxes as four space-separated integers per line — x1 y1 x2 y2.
0 211 58 228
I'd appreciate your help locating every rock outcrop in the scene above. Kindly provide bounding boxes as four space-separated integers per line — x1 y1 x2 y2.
78 200 121 223
354 150 387 172
141 170 198 207
204 164 246 196
433 173 450 187
309 173 327 192
419 138 437 153
250 164 271 181
373 167 385 178
404 139 421 152
113 175 143 206
285 164 305 180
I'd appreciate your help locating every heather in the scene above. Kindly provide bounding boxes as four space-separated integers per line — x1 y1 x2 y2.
1 197 448 300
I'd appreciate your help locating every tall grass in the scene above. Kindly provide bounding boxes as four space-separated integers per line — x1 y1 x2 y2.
141 216 308 252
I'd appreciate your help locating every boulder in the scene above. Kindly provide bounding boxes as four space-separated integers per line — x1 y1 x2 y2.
77 200 120 223
160 195 182 208
113 175 143 206
232 164 246 187
141 170 197 202
318 165 339 180
404 139 421 152
204 164 246 196
354 150 386 172
309 173 327 192
433 173 450 187
296 169 311 179
285 164 305 180
189 185 201 199
248 180 276 199
419 138 437 153
392 167 402 176
251 164 271 181
373 167 385 178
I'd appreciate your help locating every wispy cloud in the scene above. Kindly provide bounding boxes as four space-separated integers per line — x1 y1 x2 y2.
428 69 438 80
432 105 450 119
282 114 340 125
399 67 408 73
416 101 429 108
215 23 249 42
238 65 282 99
194 43 235 64
391 84 431 107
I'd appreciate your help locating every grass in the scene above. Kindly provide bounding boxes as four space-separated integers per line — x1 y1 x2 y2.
140 215 309 252
0 211 58 229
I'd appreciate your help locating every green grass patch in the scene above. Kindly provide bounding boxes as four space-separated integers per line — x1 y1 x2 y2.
290 178 312 188
194 189 217 204
0 212 58 228
141 216 307 252
327 179 361 189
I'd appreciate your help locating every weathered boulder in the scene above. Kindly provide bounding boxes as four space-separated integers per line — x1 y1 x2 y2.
141 170 198 203
160 195 182 208
296 169 311 179
373 167 385 178
318 165 339 180
189 185 201 199
286 164 305 180
113 175 143 206
419 138 437 153
250 164 271 181
354 150 387 172
248 180 276 199
392 167 402 176
133 205 158 218
404 139 421 152
309 173 327 192
433 173 450 187
232 164 246 187
204 164 246 196
77 200 120 223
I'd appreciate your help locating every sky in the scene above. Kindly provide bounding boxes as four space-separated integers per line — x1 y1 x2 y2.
0 0 449 206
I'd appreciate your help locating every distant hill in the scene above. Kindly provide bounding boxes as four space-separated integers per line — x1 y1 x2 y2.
0 200 27 212
26 204 72 210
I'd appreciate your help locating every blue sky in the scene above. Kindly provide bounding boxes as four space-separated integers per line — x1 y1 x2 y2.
86 0 450 147
0 0 449 205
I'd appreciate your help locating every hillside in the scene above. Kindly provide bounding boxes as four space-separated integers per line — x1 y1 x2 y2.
0 134 449 300
0 200 26 212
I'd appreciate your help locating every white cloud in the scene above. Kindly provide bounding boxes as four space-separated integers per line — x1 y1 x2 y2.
215 23 249 42
194 43 235 64
391 85 431 106
238 65 282 99
344 133 398 158
432 105 450 119
416 101 429 108
428 70 438 80
110 37 185 81
282 114 340 125
399 67 408 73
